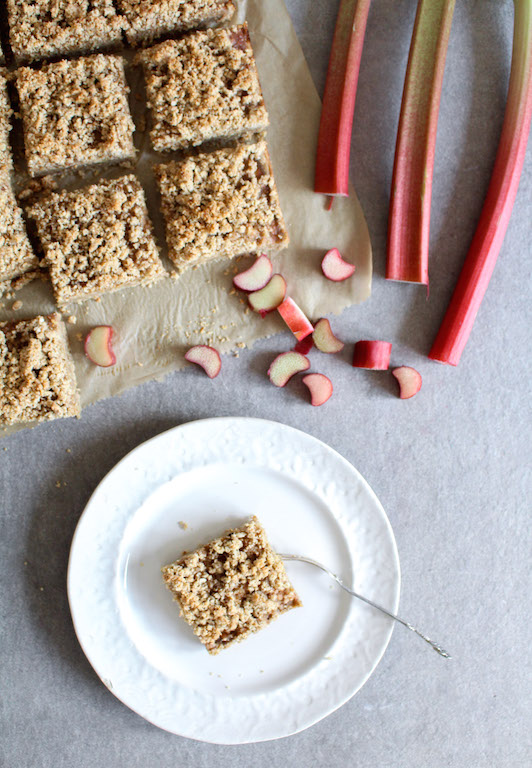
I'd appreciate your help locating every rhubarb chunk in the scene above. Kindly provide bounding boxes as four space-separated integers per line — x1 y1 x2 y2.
302 373 333 406
321 248 356 281
248 274 286 315
233 254 273 292
184 345 221 378
277 298 313 341
352 340 392 370
85 326 116 367
392 366 422 399
268 351 310 387
312 318 344 353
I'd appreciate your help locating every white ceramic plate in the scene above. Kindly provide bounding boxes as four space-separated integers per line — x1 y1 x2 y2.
68 417 400 743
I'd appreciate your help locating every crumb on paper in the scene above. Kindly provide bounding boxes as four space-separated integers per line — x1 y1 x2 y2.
12 300 23 310
178 520 188 530
67 315 77 325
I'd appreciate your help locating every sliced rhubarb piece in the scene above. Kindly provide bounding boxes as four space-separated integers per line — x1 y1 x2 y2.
302 373 333 406
233 254 273 292
312 318 345 353
315 0 372 196
392 366 422 399
184 345 221 378
321 248 356 281
294 335 314 355
248 274 286 315
277 298 314 341
84 326 116 367
430 0 532 365
352 340 392 370
268 351 310 387
387 0 456 285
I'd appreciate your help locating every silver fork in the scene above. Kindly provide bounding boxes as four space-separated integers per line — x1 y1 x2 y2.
280 554 451 659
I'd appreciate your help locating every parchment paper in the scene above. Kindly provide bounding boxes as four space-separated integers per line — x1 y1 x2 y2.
0 0 371 419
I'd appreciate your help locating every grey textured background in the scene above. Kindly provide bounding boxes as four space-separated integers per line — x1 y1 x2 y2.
1 1 531 766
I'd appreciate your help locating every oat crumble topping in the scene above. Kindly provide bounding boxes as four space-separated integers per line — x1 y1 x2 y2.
155 141 289 270
0 175 39 284
16 54 136 177
116 0 236 45
162 515 301 654
139 24 268 152
7 0 125 63
28 175 166 305
0 74 13 175
0 313 80 426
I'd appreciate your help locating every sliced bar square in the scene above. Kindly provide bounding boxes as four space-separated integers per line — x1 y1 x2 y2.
162 516 302 654
139 23 268 152
0 313 80 427
16 54 135 177
155 141 289 270
7 0 124 64
116 0 235 46
28 175 166 305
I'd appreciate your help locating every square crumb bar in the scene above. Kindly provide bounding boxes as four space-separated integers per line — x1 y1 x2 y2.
0 313 80 427
155 141 289 270
117 0 235 46
0 176 38 283
139 24 268 152
16 54 135 177
7 0 124 64
28 175 166 305
0 74 13 174
162 516 301 654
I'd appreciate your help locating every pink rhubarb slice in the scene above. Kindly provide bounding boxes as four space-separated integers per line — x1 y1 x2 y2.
352 340 392 370
84 326 116 367
248 274 286 315
233 254 273 292
321 248 356 281
268 351 310 387
312 318 344 353
302 373 333 406
392 366 422 399
184 345 221 378
277 298 314 341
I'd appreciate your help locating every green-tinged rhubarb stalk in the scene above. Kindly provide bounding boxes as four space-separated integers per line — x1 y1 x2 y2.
314 0 372 197
387 0 456 284
429 0 532 365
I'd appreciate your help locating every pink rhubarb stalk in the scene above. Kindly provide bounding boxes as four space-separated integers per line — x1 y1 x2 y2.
314 0 372 196
430 0 532 365
387 0 456 284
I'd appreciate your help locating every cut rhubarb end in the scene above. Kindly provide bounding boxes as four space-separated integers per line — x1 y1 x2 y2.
277 297 314 341
184 345 221 378
268 351 310 387
429 0 532 365
386 0 456 285
352 340 392 370
248 274 286 314
321 248 356 281
312 318 345 353
392 366 422 399
84 326 116 367
314 0 372 196
233 254 273 292
294 335 314 355
302 373 333 406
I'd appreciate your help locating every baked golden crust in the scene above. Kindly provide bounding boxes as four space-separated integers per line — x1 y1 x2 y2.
162 516 302 654
117 0 236 45
0 313 80 427
28 175 166 305
7 0 125 64
155 141 289 270
139 24 268 152
16 54 135 177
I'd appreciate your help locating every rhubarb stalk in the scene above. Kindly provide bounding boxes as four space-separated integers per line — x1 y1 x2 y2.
429 0 532 365
314 0 372 196
387 0 456 284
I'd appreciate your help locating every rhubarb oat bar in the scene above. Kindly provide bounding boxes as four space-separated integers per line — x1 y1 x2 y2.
139 24 268 152
28 175 165 305
155 141 289 269
16 54 135 177
0 74 13 174
162 516 301 654
0 177 38 283
7 0 124 63
116 0 235 46
0 313 80 427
